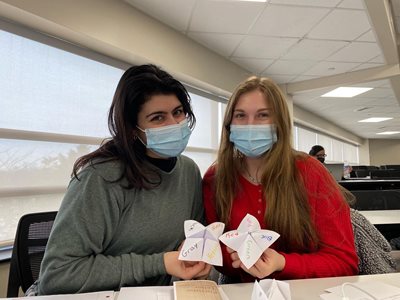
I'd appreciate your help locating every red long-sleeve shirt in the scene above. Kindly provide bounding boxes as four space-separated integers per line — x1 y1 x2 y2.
203 157 358 281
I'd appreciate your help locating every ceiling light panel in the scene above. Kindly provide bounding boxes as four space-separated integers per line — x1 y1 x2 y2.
321 87 373 98
358 117 393 123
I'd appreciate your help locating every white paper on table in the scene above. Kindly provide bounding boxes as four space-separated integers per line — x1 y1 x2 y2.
4 291 115 300
219 214 280 269
118 286 173 300
178 220 225 266
320 281 400 300
251 279 291 300
117 285 230 300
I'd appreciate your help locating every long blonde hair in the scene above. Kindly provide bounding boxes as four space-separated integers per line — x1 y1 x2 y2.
215 76 318 252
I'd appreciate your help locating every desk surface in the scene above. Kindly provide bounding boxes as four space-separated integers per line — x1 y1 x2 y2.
359 209 400 224
221 273 400 300
112 273 400 300
5 274 399 300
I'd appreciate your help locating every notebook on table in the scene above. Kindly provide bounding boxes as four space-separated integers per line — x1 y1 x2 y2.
325 163 344 181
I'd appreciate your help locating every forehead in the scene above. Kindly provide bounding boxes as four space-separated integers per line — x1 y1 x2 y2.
139 94 181 115
234 89 270 109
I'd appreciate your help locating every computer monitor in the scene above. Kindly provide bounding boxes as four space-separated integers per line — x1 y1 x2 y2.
325 163 344 181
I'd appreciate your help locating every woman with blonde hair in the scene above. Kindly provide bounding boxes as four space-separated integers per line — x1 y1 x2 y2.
203 76 358 282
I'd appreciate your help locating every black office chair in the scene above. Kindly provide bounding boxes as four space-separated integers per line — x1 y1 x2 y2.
370 170 400 179
355 170 370 178
7 211 57 297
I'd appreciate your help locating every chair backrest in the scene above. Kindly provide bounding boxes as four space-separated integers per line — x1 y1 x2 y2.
351 189 400 210
370 169 400 179
7 211 57 297
354 169 370 178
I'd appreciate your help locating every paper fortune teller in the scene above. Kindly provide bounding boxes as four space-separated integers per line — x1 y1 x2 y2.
251 279 291 300
219 214 280 269
178 220 225 266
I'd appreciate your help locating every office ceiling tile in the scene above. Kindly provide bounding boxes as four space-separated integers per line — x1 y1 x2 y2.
264 74 296 84
123 0 400 140
231 57 275 74
188 32 243 57
291 74 319 82
351 62 384 72
189 1 264 34
326 42 382 62
282 39 348 60
359 87 395 98
356 30 376 42
355 97 397 106
249 5 329 38
353 79 391 88
308 9 371 41
265 59 316 75
338 0 365 9
303 61 360 76
233 36 298 59
269 0 341 7
369 55 386 63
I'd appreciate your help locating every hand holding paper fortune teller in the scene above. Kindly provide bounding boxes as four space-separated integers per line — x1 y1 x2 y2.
228 247 285 279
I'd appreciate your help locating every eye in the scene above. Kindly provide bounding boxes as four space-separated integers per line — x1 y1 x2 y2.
257 112 270 119
150 114 164 122
233 112 245 119
173 108 184 117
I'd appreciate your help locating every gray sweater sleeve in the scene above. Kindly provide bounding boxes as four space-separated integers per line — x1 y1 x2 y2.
38 169 166 294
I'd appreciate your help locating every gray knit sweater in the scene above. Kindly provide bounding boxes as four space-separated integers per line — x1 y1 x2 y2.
37 156 204 295
350 209 397 274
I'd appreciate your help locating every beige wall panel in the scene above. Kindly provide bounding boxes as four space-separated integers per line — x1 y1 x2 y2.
0 262 10 298
369 139 400 166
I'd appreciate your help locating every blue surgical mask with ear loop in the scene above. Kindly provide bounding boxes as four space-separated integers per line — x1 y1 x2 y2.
137 119 192 158
229 124 277 157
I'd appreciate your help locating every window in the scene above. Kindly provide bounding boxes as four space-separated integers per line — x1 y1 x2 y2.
0 23 124 243
184 93 223 175
0 20 226 244
293 124 359 164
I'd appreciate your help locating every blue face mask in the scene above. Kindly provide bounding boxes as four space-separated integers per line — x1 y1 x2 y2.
137 119 192 158
229 124 277 158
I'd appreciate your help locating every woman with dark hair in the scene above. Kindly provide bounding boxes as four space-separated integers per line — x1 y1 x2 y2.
203 76 358 283
37 64 209 295
309 145 326 164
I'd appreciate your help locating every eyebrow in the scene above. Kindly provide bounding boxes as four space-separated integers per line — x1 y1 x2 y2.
145 105 183 119
233 108 271 112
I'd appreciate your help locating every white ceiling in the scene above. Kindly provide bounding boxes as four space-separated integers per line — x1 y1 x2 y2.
124 0 400 140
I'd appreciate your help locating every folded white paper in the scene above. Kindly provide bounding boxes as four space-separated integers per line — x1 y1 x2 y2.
251 279 291 300
219 214 280 269
178 220 225 266
320 281 400 300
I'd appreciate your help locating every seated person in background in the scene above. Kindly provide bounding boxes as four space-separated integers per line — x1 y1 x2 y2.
36 64 210 295
203 76 358 283
340 187 397 274
309 145 326 164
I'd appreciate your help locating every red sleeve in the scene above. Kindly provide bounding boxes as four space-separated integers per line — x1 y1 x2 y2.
202 166 246 279
275 158 359 279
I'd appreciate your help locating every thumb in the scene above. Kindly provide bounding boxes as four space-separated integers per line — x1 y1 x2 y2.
185 261 206 278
